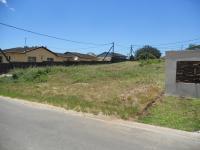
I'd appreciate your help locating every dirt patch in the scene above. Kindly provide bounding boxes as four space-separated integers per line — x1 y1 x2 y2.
119 85 161 108
137 91 164 116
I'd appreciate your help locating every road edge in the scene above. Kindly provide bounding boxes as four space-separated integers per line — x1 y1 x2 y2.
0 95 199 141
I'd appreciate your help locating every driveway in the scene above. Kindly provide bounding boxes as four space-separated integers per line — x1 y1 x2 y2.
0 96 199 150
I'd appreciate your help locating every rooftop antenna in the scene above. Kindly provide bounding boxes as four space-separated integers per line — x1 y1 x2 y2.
24 37 27 47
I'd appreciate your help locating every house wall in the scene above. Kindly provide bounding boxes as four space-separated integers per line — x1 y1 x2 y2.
0 48 65 63
165 50 200 98
56 56 66 62
97 57 111 61
68 56 97 61
0 48 98 63
78 57 97 61
25 48 59 62
0 52 25 63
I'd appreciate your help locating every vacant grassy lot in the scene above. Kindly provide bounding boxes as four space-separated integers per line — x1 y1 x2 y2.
0 60 199 131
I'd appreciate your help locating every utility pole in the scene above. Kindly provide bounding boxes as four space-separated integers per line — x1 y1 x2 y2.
103 42 114 61
130 45 134 60
130 45 133 56
180 45 183 51
112 42 114 53
112 42 115 57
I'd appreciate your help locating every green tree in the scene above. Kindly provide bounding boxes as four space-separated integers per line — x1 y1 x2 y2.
186 44 200 50
135 45 161 60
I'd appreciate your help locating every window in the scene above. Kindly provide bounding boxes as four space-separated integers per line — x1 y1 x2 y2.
47 58 54 62
0 56 2 63
176 61 200 83
28 57 36 62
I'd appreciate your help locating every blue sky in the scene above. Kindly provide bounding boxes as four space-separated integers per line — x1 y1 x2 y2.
0 0 199 55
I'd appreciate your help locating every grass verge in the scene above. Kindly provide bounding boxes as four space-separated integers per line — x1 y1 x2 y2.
139 96 200 132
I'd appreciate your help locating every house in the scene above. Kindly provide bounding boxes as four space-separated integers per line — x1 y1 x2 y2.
0 46 76 63
64 52 97 61
97 52 127 61
55 53 74 62
87 52 96 57
0 46 99 63
0 46 65 63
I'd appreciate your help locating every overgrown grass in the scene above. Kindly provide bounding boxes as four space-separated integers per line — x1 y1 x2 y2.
0 60 199 131
0 60 164 120
139 96 200 132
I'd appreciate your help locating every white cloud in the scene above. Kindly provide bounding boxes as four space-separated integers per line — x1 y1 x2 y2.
0 0 15 11
9 7 15 11
0 0 7 4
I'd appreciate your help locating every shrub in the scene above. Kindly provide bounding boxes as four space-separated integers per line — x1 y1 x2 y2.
11 67 51 82
135 45 161 60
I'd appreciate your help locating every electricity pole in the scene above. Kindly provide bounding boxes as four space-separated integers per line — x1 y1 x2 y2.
180 45 183 51
103 42 115 61
130 45 133 56
112 42 115 56
129 45 134 60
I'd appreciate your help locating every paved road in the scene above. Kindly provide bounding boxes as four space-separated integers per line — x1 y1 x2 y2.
0 97 199 150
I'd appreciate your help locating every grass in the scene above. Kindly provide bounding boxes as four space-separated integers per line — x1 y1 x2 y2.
139 96 200 132
0 59 199 131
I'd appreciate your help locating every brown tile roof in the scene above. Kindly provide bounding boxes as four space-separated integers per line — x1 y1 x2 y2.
3 46 39 53
3 46 57 56
64 52 97 59
56 53 73 58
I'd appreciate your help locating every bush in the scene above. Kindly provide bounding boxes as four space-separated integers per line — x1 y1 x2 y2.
11 67 51 82
135 45 161 60
139 59 162 66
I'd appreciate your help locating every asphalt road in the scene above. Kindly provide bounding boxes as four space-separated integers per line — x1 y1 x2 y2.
0 97 199 150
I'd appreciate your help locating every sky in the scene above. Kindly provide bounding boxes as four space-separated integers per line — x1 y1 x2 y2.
0 0 200 55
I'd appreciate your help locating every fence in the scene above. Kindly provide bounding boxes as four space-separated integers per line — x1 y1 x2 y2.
0 61 115 74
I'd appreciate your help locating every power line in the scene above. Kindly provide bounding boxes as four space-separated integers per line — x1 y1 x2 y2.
115 44 130 49
0 22 111 46
1 22 200 50
127 38 200 48
47 44 109 52
156 42 200 49
153 38 200 46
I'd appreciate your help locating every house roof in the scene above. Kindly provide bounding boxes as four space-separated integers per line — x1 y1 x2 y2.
64 52 97 59
97 52 127 58
56 53 73 58
3 46 57 56
87 52 96 56
3 47 38 53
